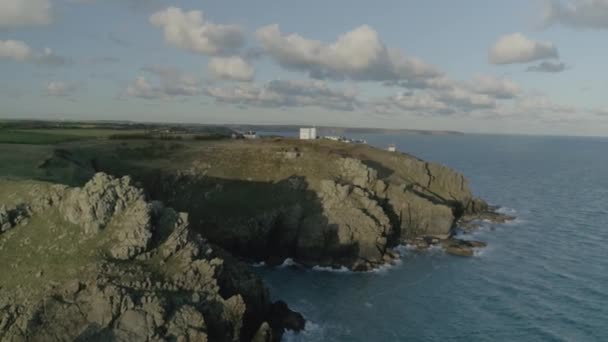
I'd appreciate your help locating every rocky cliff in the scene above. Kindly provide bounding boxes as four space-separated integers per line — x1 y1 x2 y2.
81 139 506 271
0 173 303 342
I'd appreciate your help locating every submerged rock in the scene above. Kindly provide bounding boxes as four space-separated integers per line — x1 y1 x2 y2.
442 238 487 257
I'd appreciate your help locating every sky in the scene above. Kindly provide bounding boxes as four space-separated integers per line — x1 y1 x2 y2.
1 0 608 136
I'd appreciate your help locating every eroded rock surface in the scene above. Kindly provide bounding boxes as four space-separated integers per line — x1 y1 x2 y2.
0 173 301 342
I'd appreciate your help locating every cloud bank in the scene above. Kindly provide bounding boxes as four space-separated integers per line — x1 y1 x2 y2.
255 24 441 82
206 80 359 111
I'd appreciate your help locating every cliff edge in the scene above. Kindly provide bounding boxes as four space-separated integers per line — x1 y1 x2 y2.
77 138 510 271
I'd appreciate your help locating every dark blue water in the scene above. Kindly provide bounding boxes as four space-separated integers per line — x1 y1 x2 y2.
255 134 608 341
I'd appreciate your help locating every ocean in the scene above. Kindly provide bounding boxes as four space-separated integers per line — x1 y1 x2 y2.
254 133 608 341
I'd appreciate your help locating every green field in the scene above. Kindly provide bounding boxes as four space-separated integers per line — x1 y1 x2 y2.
0 130 89 144
14 128 147 137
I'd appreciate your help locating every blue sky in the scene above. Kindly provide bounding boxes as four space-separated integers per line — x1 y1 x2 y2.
1 0 608 135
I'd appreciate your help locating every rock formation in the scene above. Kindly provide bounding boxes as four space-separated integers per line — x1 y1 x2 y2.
32 138 512 270
87 140 509 271
0 174 303 342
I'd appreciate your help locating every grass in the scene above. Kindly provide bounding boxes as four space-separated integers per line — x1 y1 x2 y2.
15 128 147 137
0 130 88 144
0 180 100 299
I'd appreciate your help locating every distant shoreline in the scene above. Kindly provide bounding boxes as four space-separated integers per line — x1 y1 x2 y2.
0 118 464 136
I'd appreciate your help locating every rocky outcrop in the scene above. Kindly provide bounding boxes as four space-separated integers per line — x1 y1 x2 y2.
0 174 303 342
60 173 145 234
65 139 509 270
113 142 507 270
0 204 31 233
296 178 393 269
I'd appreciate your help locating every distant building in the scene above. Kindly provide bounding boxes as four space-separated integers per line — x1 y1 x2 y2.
387 144 397 152
243 131 257 139
299 127 317 140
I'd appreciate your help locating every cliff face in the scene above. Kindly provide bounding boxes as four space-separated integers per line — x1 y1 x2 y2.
0 174 302 342
81 139 494 271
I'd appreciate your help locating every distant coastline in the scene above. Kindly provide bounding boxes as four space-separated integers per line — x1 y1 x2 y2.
0 118 464 136
226 124 464 136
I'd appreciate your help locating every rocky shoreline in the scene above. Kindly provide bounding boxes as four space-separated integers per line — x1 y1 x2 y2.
94 140 512 272
1 138 514 341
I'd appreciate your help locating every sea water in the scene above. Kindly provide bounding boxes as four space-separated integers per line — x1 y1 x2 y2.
254 134 608 341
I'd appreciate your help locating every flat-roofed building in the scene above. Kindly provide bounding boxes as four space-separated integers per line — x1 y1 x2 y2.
299 127 317 140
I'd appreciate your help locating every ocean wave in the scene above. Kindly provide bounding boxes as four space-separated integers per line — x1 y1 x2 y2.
251 261 266 268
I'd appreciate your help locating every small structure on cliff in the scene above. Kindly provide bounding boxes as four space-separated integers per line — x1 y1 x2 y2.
299 127 317 140
387 144 397 152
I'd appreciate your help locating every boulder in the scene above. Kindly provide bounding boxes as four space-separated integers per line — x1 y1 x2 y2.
442 238 487 257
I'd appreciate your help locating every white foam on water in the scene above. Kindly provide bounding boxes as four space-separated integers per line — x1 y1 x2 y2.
368 258 403 275
278 258 299 268
251 261 266 268
396 244 418 252
496 206 517 215
473 247 489 257
311 265 351 273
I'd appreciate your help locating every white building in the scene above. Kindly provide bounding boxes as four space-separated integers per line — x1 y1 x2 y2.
387 144 397 152
299 127 317 140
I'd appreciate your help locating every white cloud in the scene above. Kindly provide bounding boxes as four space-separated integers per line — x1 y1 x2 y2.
0 40 32 61
149 7 245 55
206 79 359 111
208 56 255 82
142 65 201 96
378 73 521 116
525 61 567 73
376 71 531 116
377 92 450 114
543 0 608 29
46 81 77 97
255 24 441 81
472 74 521 99
125 66 202 100
489 33 558 64
126 77 162 99
0 42 72 68
0 0 51 27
